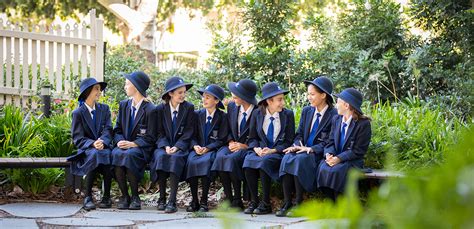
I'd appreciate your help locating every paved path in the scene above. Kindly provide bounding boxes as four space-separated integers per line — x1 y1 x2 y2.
0 202 347 228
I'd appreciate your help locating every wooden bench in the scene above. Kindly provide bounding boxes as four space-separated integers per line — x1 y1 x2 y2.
0 157 82 193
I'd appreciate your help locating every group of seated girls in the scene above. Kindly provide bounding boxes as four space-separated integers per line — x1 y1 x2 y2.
69 71 371 217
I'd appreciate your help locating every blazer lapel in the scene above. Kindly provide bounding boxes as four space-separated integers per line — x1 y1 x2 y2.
131 101 146 134
207 110 220 139
342 120 357 149
94 104 101 136
257 114 269 146
174 103 186 138
334 117 342 153
80 105 97 138
315 107 332 137
304 107 315 143
124 100 132 139
232 105 240 139
164 104 173 137
275 111 286 144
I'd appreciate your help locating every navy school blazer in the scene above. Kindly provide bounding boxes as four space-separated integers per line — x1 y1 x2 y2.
323 115 372 164
247 108 295 153
113 99 155 153
69 103 113 160
294 106 338 155
190 108 228 152
226 102 258 144
154 101 195 151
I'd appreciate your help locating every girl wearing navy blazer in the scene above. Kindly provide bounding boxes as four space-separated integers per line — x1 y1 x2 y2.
243 82 295 215
185 84 228 212
68 78 113 211
211 79 259 209
276 76 337 217
149 76 195 213
317 88 372 201
112 71 154 210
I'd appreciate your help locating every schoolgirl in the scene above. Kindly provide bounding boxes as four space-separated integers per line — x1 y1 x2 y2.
242 82 295 215
277 76 337 217
149 76 194 213
185 84 228 212
69 78 113 210
111 71 154 210
317 88 372 201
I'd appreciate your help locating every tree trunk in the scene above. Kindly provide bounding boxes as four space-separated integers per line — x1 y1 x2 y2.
98 0 158 62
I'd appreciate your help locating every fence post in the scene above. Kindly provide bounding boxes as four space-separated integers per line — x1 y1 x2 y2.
41 85 51 118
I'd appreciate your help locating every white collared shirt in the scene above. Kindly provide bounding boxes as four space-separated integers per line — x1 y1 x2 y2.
131 98 144 119
341 115 353 138
206 109 215 122
310 105 328 130
84 103 96 119
262 109 281 142
238 104 254 135
170 103 180 120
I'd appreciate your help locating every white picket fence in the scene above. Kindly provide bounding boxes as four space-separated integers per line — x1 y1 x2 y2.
0 10 104 109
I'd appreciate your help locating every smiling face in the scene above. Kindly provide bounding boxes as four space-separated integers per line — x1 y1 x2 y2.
86 84 102 102
169 86 187 104
124 79 138 97
307 84 327 108
202 92 219 109
267 94 285 113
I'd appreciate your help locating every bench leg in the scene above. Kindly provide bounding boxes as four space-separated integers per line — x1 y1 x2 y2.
65 167 82 194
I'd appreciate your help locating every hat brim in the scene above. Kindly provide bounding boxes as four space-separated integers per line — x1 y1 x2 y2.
124 74 148 97
161 83 193 100
78 82 107 101
227 82 258 106
198 89 225 109
258 90 289 105
304 80 334 103
335 93 364 115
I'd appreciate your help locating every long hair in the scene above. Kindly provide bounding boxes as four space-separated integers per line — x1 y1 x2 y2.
258 100 268 115
78 87 93 106
350 106 371 121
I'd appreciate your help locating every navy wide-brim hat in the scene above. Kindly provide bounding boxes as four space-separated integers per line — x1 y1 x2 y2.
198 84 225 109
78 77 107 101
304 76 334 103
336 88 364 114
161 76 193 100
227 79 258 106
124 71 150 97
258 82 289 105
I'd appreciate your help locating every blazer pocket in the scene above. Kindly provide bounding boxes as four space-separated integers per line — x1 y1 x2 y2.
348 140 355 150
210 130 219 139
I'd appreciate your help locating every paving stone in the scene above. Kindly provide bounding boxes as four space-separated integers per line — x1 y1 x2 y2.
286 219 350 229
85 209 187 222
137 217 284 229
209 212 307 225
0 203 81 218
0 218 39 228
41 217 134 227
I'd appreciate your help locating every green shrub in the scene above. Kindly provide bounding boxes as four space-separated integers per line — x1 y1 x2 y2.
295 126 474 228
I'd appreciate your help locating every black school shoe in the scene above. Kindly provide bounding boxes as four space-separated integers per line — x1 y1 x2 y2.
83 196 96 211
157 198 167 211
231 199 244 210
129 196 141 210
244 201 258 214
253 201 272 215
98 196 112 209
198 202 209 212
186 201 200 212
164 201 178 213
275 202 293 217
117 196 130 210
